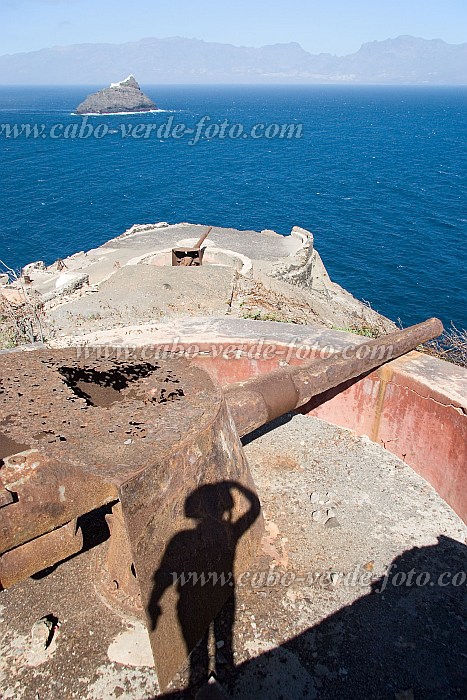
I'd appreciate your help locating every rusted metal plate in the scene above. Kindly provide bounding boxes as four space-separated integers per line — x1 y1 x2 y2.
0 350 219 555
119 398 264 690
0 448 116 553
0 519 83 590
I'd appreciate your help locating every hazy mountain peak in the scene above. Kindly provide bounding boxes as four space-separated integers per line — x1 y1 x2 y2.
261 41 305 50
0 35 465 85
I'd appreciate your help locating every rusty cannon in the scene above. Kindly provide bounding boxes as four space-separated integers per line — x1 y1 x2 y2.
0 317 443 688
171 225 212 266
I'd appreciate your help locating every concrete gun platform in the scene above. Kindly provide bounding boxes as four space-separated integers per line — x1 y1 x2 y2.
2 222 396 342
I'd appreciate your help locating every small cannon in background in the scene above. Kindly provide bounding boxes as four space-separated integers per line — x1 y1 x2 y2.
171 225 212 266
0 317 443 688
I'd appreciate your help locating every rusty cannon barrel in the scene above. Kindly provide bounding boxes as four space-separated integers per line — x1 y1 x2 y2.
224 317 444 437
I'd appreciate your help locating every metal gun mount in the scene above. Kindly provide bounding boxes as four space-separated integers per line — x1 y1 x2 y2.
0 317 443 688
171 226 212 266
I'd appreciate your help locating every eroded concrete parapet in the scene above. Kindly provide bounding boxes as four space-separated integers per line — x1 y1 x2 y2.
260 225 314 286
251 226 396 331
22 260 46 275
117 221 170 239
41 271 90 302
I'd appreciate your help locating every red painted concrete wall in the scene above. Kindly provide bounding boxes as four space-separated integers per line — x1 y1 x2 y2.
177 342 466 523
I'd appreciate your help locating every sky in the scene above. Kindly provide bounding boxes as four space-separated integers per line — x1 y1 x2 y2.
1 0 466 56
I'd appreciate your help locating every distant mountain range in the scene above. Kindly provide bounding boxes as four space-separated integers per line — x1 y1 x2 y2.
0 35 466 85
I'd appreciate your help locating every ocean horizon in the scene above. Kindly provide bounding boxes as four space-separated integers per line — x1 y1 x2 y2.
0 84 465 331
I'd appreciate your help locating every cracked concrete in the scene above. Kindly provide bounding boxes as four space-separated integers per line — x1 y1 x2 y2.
386 381 466 416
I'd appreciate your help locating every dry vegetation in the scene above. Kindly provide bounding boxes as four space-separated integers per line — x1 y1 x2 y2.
0 260 45 349
421 323 467 368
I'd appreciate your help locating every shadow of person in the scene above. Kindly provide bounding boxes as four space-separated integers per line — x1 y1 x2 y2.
147 480 261 692
226 534 467 699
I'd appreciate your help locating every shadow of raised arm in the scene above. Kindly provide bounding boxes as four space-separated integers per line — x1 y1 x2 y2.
225 481 261 540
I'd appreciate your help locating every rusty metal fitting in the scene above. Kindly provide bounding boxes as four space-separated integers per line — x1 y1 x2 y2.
171 246 205 266
94 502 144 619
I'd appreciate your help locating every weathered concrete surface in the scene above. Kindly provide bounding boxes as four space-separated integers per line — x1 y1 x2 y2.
46 265 235 336
1 416 465 699
233 416 467 699
3 223 394 341
47 315 379 358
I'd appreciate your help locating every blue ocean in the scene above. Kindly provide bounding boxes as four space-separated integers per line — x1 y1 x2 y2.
0 85 465 330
